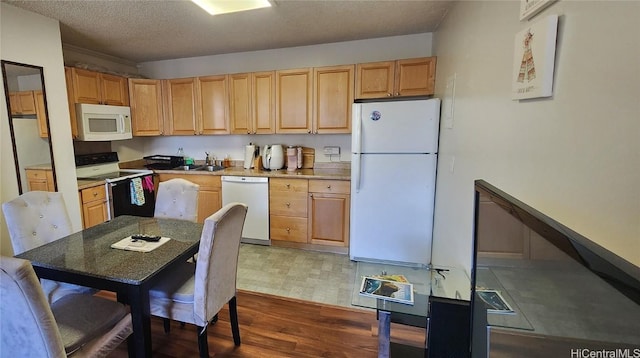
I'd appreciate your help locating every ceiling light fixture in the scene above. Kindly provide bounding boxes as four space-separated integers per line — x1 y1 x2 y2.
191 0 272 16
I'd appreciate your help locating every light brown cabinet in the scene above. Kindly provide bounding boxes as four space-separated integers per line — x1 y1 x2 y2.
157 174 222 223
198 75 230 135
70 67 129 106
80 185 108 229
229 72 275 134
25 169 55 192
308 180 350 247
356 57 436 99
163 77 198 135
313 65 354 134
64 67 79 139
129 78 164 136
270 178 350 251
9 91 37 115
269 178 309 242
34 90 48 138
275 68 313 134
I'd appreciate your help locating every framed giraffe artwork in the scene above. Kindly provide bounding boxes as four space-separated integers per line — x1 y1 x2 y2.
511 14 559 100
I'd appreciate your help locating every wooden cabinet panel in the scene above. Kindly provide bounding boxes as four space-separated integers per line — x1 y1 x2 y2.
80 185 108 229
129 78 164 136
270 193 308 217
198 75 229 135
26 169 54 192
164 78 198 135
270 216 308 243
308 193 350 247
252 71 276 134
395 57 436 97
100 73 129 106
64 67 79 139
270 178 308 193
34 91 48 138
308 180 350 195
157 174 222 223
313 65 354 134
72 68 101 104
356 57 436 99
276 68 312 133
229 73 251 134
9 91 37 115
355 61 395 99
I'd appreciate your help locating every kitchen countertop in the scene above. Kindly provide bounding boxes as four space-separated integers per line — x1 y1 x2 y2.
77 161 351 190
156 166 351 180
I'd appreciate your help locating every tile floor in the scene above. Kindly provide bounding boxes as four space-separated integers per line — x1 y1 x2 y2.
236 243 360 309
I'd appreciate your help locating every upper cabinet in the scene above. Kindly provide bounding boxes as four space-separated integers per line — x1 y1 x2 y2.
163 77 198 135
356 57 436 99
313 65 354 134
34 91 48 138
229 71 276 135
129 78 164 136
70 68 129 106
276 68 313 134
9 91 37 115
198 75 230 135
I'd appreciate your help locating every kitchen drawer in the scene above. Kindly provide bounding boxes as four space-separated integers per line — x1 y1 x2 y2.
158 173 221 189
269 192 307 217
309 179 350 194
81 185 106 203
270 215 307 242
269 178 308 193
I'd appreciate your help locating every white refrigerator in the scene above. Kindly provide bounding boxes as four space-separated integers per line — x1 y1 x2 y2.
350 99 440 266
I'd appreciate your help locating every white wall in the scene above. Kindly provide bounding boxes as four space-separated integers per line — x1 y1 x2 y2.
431 1 640 272
1 3 82 256
117 34 433 162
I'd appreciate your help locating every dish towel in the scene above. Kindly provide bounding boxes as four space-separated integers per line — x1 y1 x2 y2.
142 175 154 192
130 177 145 206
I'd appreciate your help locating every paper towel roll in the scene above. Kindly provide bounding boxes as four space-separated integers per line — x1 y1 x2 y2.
244 145 255 169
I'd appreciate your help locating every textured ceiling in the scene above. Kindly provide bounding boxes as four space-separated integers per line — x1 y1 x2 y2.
4 0 454 63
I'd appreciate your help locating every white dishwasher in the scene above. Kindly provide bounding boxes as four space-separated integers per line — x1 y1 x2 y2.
221 176 270 244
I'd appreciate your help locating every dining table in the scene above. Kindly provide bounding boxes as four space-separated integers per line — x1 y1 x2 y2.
16 215 203 358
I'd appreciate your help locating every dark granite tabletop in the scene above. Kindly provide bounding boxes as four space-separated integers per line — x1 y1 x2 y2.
16 215 203 285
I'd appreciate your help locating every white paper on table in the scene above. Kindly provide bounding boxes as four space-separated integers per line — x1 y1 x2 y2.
110 236 171 252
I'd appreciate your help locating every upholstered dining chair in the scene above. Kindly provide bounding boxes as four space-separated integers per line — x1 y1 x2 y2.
2 191 96 303
148 203 248 358
154 178 200 222
0 256 133 357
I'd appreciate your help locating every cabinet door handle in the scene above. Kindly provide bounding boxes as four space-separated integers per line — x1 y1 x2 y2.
286 202 290 207
387 93 392 97
286 184 290 189
93 192 98 197
247 130 251 134
327 185 331 189
286 227 291 232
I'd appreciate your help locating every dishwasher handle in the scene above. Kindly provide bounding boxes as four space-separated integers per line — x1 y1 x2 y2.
221 176 268 184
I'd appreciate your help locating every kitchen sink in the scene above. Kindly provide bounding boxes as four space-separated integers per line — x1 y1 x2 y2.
173 165 225 172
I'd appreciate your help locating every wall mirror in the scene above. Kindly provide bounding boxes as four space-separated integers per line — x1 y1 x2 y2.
2 60 57 194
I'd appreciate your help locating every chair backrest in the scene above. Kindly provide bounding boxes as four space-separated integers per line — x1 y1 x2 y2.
193 203 247 325
2 191 73 255
154 178 200 222
0 256 67 357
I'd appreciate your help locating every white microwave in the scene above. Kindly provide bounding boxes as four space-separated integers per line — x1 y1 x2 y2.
76 103 132 141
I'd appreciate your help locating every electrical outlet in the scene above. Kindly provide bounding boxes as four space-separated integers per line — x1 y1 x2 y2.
323 146 340 155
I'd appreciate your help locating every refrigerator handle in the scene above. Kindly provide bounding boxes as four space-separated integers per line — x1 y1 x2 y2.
354 153 361 192
353 104 362 155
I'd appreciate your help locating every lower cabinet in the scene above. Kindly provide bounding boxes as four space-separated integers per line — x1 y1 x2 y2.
308 180 350 247
25 169 55 192
157 174 221 223
80 185 108 229
270 178 350 251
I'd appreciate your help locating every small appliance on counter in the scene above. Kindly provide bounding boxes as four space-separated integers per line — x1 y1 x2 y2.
143 155 185 170
261 144 284 170
286 146 303 171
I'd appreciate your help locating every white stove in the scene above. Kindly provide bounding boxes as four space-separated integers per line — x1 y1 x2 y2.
75 152 155 219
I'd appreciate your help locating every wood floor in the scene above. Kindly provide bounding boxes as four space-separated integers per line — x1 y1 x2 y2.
106 290 424 357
